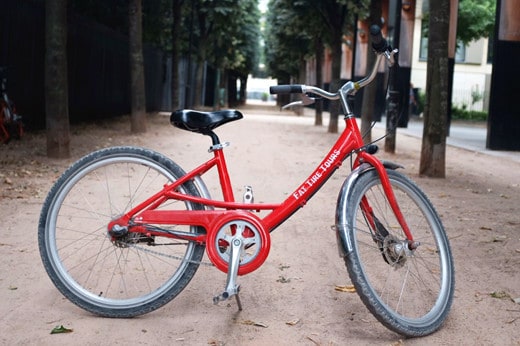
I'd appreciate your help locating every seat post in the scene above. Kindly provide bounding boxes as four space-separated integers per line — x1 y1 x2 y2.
208 131 220 146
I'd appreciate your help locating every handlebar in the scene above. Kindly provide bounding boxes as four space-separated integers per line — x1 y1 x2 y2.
270 25 397 115
369 25 389 53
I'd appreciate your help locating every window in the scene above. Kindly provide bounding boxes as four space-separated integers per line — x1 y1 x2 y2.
419 19 466 62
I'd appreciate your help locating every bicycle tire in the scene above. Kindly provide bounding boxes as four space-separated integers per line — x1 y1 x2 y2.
343 169 454 337
38 146 206 317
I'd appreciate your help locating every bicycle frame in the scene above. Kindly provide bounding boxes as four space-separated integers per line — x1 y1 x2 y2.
110 113 414 253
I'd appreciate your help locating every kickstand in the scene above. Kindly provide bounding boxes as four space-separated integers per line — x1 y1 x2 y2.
235 293 243 311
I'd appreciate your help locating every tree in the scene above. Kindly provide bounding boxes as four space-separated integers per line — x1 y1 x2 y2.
265 0 369 132
224 0 262 107
184 0 259 109
288 1 328 124
421 0 495 48
45 0 70 158
359 0 382 144
171 0 184 109
265 0 312 110
314 1 349 133
314 1 370 133
264 0 307 85
129 0 147 133
457 0 495 45
419 0 450 177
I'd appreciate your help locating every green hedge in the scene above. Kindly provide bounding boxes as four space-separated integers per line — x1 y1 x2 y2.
416 91 487 121
451 106 487 121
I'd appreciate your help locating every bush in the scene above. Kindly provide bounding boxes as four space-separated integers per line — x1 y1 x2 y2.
451 106 487 121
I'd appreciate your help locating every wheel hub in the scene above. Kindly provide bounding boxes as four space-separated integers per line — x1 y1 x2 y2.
382 235 410 268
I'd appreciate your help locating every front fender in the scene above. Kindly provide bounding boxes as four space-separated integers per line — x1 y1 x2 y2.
334 160 402 257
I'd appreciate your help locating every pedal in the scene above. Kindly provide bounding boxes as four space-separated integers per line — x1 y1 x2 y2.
213 286 243 311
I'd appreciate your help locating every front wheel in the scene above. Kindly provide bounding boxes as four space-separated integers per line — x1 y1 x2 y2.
38 146 206 317
344 169 454 337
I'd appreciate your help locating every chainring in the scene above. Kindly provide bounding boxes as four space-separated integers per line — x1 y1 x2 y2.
206 213 270 275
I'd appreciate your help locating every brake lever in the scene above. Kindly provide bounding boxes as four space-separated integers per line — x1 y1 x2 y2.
281 93 316 110
385 48 399 67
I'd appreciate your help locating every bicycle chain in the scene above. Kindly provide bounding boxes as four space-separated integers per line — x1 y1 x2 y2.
127 243 215 267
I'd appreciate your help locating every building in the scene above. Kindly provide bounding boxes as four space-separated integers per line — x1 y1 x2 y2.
411 0 492 113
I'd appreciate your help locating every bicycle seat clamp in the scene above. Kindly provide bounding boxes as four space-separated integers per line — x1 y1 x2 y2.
209 142 230 152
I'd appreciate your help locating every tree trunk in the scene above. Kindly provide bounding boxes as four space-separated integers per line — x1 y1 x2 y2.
360 0 383 144
327 34 343 133
239 75 247 106
419 0 450 177
171 0 183 110
314 37 323 126
360 48 376 144
193 45 207 108
129 0 147 133
45 0 70 159
295 58 306 116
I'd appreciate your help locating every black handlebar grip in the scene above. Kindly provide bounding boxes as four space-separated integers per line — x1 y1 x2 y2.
269 85 303 94
370 25 389 53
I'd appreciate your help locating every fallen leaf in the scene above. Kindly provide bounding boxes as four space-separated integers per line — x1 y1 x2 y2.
286 319 300 326
306 335 320 345
276 276 291 283
335 285 356 293
50 325 73 334
8 285 17 290
240 320 268 328
490 291 511 300
480 226 492 230
493 235 507 242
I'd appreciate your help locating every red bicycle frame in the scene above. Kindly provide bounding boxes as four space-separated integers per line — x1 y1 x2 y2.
110 114 414 256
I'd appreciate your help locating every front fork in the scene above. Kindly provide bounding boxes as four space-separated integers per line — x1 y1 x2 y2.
335 155 417 257
356 152 415 244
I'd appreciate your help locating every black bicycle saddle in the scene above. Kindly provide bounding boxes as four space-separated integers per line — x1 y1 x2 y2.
170 109 243 135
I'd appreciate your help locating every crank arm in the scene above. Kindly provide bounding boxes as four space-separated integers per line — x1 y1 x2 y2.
213 235 243 310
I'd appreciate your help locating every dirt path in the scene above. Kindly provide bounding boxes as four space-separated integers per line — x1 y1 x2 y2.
1 107 519 345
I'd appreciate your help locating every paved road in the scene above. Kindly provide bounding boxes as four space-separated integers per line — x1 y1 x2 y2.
389 117 520 163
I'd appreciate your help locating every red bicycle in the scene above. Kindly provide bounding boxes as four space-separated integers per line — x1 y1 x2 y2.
38 26 454 337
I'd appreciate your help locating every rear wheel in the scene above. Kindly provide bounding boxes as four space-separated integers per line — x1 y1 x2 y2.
38 146 206 317
344 169 454 337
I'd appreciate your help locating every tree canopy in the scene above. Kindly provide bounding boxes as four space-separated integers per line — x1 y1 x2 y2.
421 0 496 45
457 0 495 45
70 0 261 79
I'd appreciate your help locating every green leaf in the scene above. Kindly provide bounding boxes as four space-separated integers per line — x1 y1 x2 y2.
50 325 73 334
